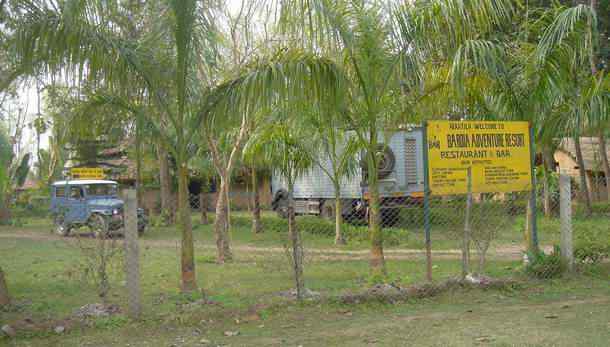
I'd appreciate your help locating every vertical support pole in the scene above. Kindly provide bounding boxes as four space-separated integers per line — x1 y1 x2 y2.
124 189 141 319
422 122 433 282
200 192 208 225
462 167 472 279
560 173 574 272
528 123 539 254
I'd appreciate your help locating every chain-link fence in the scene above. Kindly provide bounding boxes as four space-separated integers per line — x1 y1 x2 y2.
1 172 608 334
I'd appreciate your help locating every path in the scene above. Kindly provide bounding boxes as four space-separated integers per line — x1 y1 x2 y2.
0 229 551 261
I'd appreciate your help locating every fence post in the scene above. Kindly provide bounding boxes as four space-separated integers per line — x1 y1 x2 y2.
422 122 433 282
124 189 141 319
462 167 472 279
560 173 574 272
527 123 539 254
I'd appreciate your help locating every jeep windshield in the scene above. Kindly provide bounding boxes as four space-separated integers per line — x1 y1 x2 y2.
85 184 118 197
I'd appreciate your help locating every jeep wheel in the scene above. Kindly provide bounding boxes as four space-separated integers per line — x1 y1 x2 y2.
54 215 70 236
137 217 147 236
89 214 109 238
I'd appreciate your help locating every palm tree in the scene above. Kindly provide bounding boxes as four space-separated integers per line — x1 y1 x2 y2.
534 4 608 214
304 104 360 245
244 114 314 300
274 0 515 277
9 0 222 291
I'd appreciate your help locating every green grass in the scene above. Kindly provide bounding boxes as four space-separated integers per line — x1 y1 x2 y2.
1 214 609 346
7 208 609 256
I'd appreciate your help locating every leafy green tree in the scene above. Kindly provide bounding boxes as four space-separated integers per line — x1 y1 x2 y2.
304 104 359 245
0 123 30 223
8 0 224 291
274 0 515 276
244 113 314 300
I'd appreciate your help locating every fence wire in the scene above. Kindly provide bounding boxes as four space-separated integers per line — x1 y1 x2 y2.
1 174 608 321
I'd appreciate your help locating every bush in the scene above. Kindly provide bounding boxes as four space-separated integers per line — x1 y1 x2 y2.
575 201 610 218
525 246 565 279
574 224 610 264
231 213 410 246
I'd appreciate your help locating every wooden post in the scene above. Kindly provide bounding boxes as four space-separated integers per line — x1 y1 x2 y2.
560 174 574 272
124 189 141 319
462 167 472 279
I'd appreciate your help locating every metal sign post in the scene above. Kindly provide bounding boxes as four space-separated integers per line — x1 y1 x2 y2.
528 123 539 254
422 122 433 282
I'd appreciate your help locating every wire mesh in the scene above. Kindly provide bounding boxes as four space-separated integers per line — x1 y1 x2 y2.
1 172 607 321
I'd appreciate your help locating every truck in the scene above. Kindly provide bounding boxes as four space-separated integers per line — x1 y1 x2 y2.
50 179 148 237
271 128 425 223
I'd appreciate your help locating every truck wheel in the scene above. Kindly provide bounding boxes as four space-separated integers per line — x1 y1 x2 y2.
272 190 289 219
89 214 109 238
360 145 396 179
320 200 336 220
137 217 147 236
54 215 71 236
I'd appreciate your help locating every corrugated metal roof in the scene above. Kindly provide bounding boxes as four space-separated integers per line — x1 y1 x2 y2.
559 137 610 171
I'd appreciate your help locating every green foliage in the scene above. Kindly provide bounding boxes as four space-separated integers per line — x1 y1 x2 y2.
225 213 409 246
525 246 565 279
574 222 610 264
93 315 129 330
575 201 610 218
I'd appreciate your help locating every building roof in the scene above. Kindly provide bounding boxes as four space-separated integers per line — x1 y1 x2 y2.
52 180 118 186
558 137 610 172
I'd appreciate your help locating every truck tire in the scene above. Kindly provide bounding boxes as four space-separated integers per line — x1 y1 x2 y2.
361 145 396 179
272 190 289 219
89 214 110 238
319 200 336 220
137 216 147 236
53 214 71 236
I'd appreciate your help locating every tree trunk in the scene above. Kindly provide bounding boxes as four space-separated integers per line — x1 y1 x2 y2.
214 176 233 263
135 114 143 206
0 196 11 225
0 266 9 306
333 186 345 245
367 141 386 278
598 132 610 202
178 164 197 292
200 192 209 225
251 167 262 233
157 145 173 224
574 136 593 215
476 241 490 275
287 183 304 300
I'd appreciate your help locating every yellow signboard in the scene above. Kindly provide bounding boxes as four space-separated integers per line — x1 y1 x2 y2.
70 167 105 180
426 121 532 195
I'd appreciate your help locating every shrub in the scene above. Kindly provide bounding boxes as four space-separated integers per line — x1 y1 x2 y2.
575 201 610 218
574 224 610 264
525 246 565 279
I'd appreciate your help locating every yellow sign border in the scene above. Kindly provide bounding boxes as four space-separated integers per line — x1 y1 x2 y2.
426 120 533 195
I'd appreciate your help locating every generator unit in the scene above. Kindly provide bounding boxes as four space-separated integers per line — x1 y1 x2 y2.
271 128 425 221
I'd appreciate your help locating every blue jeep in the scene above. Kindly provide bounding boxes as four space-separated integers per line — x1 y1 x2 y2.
50 180 147 237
